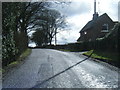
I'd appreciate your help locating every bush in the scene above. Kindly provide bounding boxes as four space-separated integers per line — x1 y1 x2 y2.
2 30 18 66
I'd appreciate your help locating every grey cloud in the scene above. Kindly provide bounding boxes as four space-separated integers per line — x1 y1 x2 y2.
52 1 91 17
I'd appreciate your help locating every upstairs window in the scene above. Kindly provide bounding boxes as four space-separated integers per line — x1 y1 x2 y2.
101 24 109 32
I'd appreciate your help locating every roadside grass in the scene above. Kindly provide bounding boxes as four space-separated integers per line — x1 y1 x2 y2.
83 50 119 67
18 48 31 61
59 49 72 52
58 49 81 52
83 50 111 60
2 49 32 75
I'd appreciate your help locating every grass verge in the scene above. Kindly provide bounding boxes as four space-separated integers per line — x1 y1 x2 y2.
83 50 111 60
83 50 119 68
18 49 32 61
59 49 72 52
58 49 82 52
2 49 32 75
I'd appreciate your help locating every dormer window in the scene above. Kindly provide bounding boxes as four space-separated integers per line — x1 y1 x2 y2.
101 24 109 32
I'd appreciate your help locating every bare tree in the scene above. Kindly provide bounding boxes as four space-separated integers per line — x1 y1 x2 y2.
31 8 67 45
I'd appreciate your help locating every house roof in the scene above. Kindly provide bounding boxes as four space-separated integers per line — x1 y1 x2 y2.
79 13 113 33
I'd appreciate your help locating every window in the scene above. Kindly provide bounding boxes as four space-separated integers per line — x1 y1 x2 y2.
84 31 87 35
101 24 109 32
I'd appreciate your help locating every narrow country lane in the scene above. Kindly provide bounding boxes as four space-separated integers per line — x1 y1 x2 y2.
3 49 119 88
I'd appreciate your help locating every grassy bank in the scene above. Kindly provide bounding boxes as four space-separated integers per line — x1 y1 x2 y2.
83 50 119 68
2 49 32 74
58 49 76 52
58 49 85 52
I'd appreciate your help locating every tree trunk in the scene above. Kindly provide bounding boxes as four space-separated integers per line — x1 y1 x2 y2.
49 38 52 45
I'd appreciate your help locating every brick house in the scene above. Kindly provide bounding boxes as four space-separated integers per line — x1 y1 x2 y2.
77 0 115 42
77 13 115 42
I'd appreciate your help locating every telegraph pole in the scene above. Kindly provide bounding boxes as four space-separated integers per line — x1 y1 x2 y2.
55 29 57 45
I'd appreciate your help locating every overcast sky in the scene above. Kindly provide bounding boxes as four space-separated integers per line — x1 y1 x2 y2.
50 0 119 45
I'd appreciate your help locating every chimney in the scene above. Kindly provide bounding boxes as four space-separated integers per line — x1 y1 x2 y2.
93 0 99 20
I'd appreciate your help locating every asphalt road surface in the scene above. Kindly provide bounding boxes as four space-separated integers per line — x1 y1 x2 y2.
3 49 119 88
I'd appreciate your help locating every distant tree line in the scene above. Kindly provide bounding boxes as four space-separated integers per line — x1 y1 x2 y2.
2 2 67 67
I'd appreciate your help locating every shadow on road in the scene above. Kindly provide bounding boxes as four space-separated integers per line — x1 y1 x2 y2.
30 51 94 89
